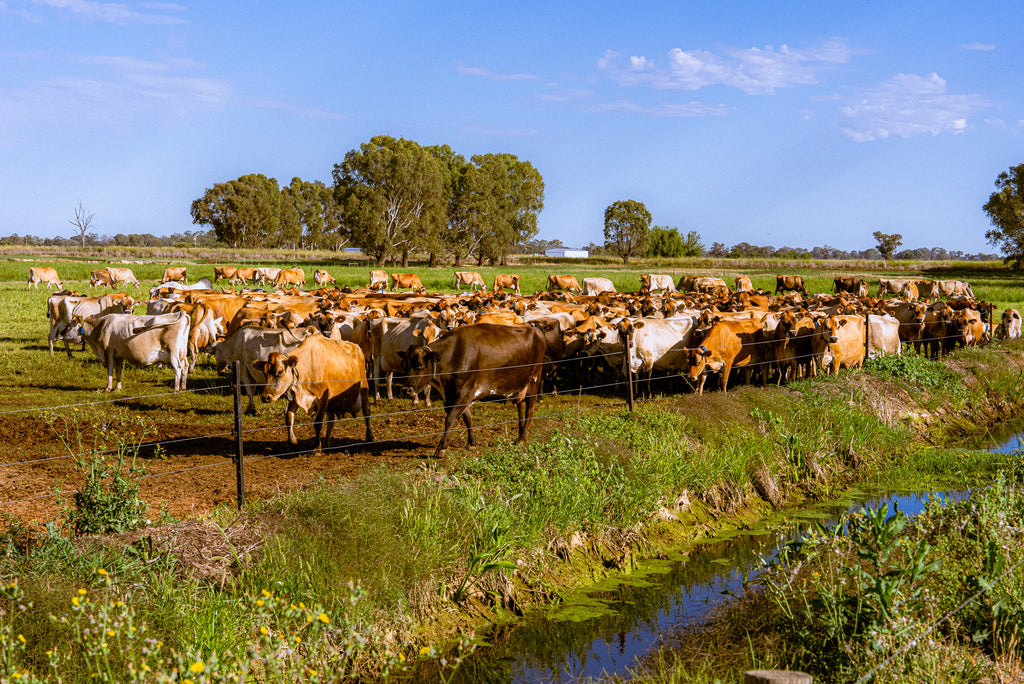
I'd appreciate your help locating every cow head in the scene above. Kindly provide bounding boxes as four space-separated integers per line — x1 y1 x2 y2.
253 352 299 403
399 346 440 392
684 346 721 382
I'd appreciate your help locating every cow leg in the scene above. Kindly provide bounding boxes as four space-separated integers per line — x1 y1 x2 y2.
517 393 538 443
360 386 373 442
721 362 733 393
422 385 431 408
462 409 475 447
313 403 330 455
387 371 395 402
285 401 299 446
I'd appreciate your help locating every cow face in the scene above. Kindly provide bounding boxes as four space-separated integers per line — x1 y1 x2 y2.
399 347 440 392
684 347 717 382
815 317 840 344
253 352 300 403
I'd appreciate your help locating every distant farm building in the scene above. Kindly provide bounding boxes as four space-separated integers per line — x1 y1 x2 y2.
545 248 589 259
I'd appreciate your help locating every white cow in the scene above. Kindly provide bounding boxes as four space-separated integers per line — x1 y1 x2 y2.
582 277 616 296
79 312 190 391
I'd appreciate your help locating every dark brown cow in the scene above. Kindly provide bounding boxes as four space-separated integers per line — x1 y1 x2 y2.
493 274 521 294
391 273 425 292
833 276 868 297
401 324 546 458
90 269 115 288
547 274 582 293
775 275 807 295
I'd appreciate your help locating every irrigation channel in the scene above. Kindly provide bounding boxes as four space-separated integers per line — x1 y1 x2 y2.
408 428 1024 683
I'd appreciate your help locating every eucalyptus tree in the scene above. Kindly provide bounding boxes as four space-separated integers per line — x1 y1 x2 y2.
604 199 652 264
984 162 1024 270
463 153 544 265
425 144 474 266
285 178 347 250
333 135 444 266
190 173 297 249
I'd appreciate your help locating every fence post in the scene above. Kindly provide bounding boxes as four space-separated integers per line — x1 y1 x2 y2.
864 313 871 359
624 328 634 411
232 360 246 510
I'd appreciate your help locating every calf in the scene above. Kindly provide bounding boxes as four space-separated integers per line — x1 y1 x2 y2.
401 324 546 458
997 308 1022 340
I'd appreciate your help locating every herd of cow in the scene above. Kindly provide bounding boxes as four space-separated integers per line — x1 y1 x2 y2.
30 263 1021 458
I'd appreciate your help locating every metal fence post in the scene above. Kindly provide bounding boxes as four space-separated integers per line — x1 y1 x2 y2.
233 360 246 510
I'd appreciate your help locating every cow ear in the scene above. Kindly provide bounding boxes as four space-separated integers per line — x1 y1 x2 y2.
634 321 645 329
251 359 266 373
285 356 299 369
838 319 849 327
699 346 711 357
412 327 424 338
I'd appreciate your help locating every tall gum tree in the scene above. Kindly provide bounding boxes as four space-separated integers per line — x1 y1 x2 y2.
984 163 1024 270
190 173 295 249
333 136 443 267
464 153 544 266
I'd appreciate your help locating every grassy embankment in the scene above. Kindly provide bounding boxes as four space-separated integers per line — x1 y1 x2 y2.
0 252 1023 681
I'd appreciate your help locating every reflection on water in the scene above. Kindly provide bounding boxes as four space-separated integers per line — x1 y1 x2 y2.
421 490 959 683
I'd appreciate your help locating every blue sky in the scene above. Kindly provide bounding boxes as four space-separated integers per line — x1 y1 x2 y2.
2 0 1021 254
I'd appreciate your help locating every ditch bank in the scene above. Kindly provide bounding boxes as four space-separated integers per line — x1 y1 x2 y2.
402 342 1024 677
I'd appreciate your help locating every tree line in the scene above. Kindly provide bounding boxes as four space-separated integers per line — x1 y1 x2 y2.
188 136 544 267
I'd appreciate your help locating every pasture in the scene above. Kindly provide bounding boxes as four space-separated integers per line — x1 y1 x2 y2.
2 254 1023 524
2 251 1024 681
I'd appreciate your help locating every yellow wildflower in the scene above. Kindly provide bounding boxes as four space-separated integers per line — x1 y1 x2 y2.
190 662 205 674
17 634 26 644
318 613 330 624
78 588 87 595
294 636 302 644
420 646 432 656
261 589 271 598
256 599 264 607
72 596 80 607
106 630 115 637
260 625 269 636
96 568 108 576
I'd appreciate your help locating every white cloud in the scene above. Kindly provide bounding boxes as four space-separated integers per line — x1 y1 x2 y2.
839 73 990 142
961 42 996 51
455 62 539 81
0 53 228 144
27 0 187 24
599 38 853 95
588 100 728 117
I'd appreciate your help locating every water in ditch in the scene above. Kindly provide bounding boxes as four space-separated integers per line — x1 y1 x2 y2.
413 429 1024 683
414 489 962 683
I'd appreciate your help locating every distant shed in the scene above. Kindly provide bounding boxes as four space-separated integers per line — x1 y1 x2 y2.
545 248 589 259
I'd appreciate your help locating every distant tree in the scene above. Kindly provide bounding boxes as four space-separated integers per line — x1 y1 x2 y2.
604 199 652 264
648 226 684 258
285 178 346 250
681 230 704 257
333 136 444 266
68 201 94 248
872 231 903 261
426 144 472 266
463 153 544 266
983 163 1024 270
190 174 294 249
708 242 728 258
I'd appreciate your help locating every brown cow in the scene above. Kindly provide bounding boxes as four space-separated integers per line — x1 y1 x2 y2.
775 275 807 296
90 270 115 288
401 324 546 458
454 271 486 291
493 274 521 294
161 267 188 284
900 281 920 302
734 275 753 292
547 274 582 293
313 269 336 286
253 334 372 454
28 267 62 290
232 267 257 286
833 276 868 297
274 268 306 287
214 266 237 284
810 315 865 375
391 273 425 292
683 317 765 393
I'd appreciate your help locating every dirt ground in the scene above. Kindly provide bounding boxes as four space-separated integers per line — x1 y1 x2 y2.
0 391 594 527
